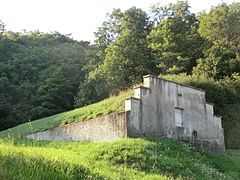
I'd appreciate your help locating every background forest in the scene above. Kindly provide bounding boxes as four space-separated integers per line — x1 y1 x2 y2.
1 1 240 148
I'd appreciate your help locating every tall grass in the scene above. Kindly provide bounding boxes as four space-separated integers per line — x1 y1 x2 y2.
0 138 240 180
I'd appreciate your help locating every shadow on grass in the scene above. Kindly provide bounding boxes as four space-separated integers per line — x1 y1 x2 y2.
1 152 105 180
0 170 8 180
2 137 240 180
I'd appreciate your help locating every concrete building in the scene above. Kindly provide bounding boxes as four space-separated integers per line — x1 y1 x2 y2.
125 75 225 155
27 75 225 155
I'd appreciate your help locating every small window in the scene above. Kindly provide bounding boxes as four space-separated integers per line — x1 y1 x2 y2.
175 108 183 127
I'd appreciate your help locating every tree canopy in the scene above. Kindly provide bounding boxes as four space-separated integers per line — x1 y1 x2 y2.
1 1 240 147
0 31 99 130
194 2 240 78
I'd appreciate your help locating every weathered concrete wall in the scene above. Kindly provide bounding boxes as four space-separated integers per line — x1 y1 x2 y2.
125 75 225 155
26 74 225 155
26 111 127 142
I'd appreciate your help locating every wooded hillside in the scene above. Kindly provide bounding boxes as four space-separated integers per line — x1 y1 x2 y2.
0 1 240 148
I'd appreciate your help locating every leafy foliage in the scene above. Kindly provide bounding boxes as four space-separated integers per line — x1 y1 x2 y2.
1 1 240 150
194 2 240 78
0 31 99 130
148 1 205 74
75 7 157 107
0 90 133 139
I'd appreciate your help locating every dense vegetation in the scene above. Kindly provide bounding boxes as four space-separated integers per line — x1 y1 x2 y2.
0 31 99 130
0 90 133 139
1 89 240 179
1 0 240 150
0 138 240 180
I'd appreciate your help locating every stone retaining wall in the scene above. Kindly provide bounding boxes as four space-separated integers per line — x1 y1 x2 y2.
26 111 127 142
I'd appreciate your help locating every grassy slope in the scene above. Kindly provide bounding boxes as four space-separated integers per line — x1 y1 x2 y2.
0 90 133 139
1 84 240 179
0 138 240 180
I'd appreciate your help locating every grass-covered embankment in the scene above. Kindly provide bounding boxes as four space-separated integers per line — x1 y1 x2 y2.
0 90 133 139
1 137 240 180
1 74 240 179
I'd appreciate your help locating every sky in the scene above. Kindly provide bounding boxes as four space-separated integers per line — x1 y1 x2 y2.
0 0 239 42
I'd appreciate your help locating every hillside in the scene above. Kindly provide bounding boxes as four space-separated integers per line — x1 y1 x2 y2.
0 85 240 179
0 137 240 180
0 90 133 139
1 1 240 179
1 2 240 149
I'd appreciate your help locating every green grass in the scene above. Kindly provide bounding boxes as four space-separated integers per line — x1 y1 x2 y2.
1 81 240 179
0 90 133 139
0 138 240 180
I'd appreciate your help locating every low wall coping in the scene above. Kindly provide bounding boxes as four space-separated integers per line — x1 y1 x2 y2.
134 86 151 90
124 97 141 101
143 74 206 93
206 102 214 105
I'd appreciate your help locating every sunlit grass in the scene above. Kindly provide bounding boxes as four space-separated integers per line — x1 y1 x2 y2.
0 89 133 139
0 82 240 179
0 138 240 180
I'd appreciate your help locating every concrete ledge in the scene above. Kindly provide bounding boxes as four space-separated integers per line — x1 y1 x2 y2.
143 74 157 79
124 97 141 101
134 86 151 90
26 111 128 142
214 115 222 119
143 74 206 93
206 102 214 105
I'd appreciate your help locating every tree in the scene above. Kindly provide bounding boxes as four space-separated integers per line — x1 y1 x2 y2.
194 2 240 78
74 7 156 106
34 67 72 117
99 7 156 92
94 9 123 61
0 30 98 130
148 1 204 74
74 72 109 107
0 20 5 39
198 3 240 58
